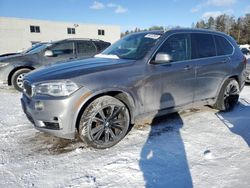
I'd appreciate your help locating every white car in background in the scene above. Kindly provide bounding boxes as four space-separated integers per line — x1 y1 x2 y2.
240 45 250 83
239 44 250 59
246 58 250 83
240 44 250 50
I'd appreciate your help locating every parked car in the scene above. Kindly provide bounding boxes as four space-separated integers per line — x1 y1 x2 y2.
0 39 110 91
21 29 246 149
0 52 19 58
241 48 250 55
245 58 250 83
0 42 49 58
240 47 250 70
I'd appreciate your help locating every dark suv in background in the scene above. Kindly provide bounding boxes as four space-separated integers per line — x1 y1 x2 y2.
0 38 110 91
22 29 246 149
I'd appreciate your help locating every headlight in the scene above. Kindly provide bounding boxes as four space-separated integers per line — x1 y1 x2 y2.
0 63 9 68
33 81 80 97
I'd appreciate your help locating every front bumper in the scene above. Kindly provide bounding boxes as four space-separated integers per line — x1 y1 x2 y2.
0 64 13 85
21 87 92 139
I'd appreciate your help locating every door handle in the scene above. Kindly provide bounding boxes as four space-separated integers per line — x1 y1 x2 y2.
184 65 192 71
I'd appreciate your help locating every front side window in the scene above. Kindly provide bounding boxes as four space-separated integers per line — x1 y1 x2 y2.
100 32 162 60
156 34 191 62
77 41 96 55
49 42 74 57
214 35 234 56
26 43 51 54
191 33 216 59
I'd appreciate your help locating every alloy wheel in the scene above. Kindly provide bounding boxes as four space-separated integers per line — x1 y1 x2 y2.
90 105 128 144
223 80 239 110
16 73 25 88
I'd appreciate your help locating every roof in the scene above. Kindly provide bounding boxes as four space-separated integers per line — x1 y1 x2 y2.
51 38 109 44
127 28 229 37
167 28 229 36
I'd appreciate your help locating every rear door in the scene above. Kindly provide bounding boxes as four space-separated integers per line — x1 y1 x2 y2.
192 33 233 102
76 41 97 59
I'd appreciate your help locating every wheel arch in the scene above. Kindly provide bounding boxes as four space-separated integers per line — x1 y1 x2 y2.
8 66 35 85
215 74 240 102
75 89 136 130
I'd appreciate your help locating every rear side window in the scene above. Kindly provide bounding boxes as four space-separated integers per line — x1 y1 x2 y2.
94 42 110 52
214 35 234 55
77 41 96 55
191 33 216 59
157 33 191 62
50 42 74 56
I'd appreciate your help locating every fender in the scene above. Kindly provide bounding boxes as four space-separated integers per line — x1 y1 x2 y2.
73 87 137 128
214 74 239 103
8 65 35 85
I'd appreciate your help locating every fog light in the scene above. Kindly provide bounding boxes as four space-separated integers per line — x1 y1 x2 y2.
35 101 44 111
43 122 60 130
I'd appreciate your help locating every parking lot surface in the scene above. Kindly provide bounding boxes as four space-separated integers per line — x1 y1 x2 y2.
0 85 249 188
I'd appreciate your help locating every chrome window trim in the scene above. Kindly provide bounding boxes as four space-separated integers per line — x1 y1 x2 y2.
148 31 235 65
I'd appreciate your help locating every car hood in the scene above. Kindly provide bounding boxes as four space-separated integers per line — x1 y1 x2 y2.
0 53 36 63
0 52 20 58
25 57 136 83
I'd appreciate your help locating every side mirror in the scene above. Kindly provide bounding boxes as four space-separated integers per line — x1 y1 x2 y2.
44 50 53 57
154 52 172 64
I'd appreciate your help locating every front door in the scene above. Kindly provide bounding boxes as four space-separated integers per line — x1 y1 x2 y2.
143 33 196 113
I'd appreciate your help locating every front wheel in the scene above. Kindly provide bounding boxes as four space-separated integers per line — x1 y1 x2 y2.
11 68 31 92
78 96 130 149
214 78 240 112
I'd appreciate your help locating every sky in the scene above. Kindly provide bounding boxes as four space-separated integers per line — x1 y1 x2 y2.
0 0 250 31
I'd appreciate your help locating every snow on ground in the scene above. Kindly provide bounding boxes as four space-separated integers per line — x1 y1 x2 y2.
0 84 250 188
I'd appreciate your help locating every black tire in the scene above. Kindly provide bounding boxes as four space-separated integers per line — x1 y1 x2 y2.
78 96 130 149
214 78 240 112
11 68 31 92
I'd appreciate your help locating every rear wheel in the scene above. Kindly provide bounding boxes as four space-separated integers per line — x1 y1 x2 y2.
78 96 130 149
214 78 240 112
11 68 31 92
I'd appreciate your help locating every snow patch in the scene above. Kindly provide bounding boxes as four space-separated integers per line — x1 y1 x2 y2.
0 84 250 187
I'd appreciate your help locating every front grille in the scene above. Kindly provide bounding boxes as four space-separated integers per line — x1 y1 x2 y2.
23 80 32 96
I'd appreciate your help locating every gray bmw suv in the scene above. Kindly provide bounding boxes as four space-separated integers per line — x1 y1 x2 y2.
21 29 246 149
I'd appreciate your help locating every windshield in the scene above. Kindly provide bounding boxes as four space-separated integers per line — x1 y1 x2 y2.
100 32 162 60
26 43 51 54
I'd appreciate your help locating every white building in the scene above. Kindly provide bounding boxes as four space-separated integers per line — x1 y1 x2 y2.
0 17 120 54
